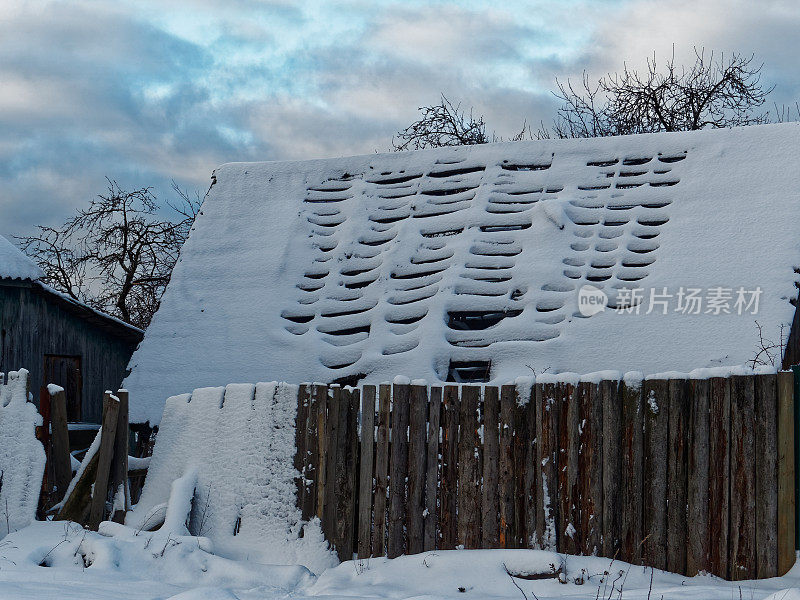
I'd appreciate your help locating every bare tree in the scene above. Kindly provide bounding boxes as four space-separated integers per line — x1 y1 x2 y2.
19 179 201 329
393 95 490 150
550 48 774 138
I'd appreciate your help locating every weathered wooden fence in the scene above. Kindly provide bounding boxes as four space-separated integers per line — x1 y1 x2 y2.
293 373 796 580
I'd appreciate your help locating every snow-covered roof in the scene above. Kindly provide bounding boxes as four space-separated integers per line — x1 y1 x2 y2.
124 123 800 424
0 235 43 281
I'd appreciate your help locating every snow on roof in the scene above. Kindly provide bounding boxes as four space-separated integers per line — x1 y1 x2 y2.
124 123 800 424
0 235 43 281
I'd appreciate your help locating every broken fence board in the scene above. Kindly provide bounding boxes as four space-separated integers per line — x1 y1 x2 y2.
88 392 120 531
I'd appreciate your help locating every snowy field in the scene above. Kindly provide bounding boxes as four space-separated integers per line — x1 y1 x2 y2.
0 521 798 600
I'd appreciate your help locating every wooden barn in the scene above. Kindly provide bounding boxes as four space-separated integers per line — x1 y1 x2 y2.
0 235 143 424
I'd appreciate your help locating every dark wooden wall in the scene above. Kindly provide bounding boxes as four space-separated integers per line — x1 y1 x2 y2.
0 280 141 423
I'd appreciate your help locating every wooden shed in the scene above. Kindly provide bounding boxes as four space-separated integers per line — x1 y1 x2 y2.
0 235 143 424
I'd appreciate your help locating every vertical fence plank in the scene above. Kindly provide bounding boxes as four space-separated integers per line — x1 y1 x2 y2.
620 378 643 565
88 392 120 531
667 378 689 575
322 386 340 546
642 378 668 571
424 387 442 551
687 378 710 576
49 389 72 506
111 389 130 523
518 386 536 549
315 385 329 521
602 378 622 559
407 384 428 555
578 380 603 555
536 382 559 550
458 385 481 548
556 381 580 556
439 385 460 550
499 384 517 548
304 384 323 522
755 373 778 579
388 383 410 558
708 376 731 579
777 371 796 576
372 384 391 556
333 388 358 561
482 386 500 548
295 385 310 519
730 374 756 580
357 385 376 559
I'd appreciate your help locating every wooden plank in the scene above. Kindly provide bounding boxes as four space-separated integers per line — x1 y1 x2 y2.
755 373 778 579
602 378 622 559
49 389 72 505
439 385 460 550
687 378 710 576
577 380 603 556
708 376 731 579
88 392 120 531
303 384 323 521
641 378 668 571
457 385 481 548
55 447 99 524
730 374 756 581
499 385 517 548
555 381 580 556
388 383 410 558
295 385 310 519
357 385 376 559
620 378 643 565
535 382 559 550
111 389 130 523
516 386 536 549
777 371 796 576
423 387 442 551
343 388 360 561
407 384 428 555
372 384 391 556
667 377 689 575
314 384 328 521
482 386 500 548
322 386 340 545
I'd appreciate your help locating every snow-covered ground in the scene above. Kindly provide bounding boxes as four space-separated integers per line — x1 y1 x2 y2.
0 521 798 600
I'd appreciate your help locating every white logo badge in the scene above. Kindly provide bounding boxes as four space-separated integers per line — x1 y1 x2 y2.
578 285 608 317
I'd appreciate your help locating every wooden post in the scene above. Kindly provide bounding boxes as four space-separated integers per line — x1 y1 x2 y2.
457 385 481 549
88 392 120 531
498 385 517 548
423 387 442 551
642 378 668 570
578 380 603 556
295 385 310 518
536 382 559 551
730 374 756 581
333 387 358 561
482 386 500 549
667 378 689 575
357 385 376 559
708 376 731 579
439 385 459 550
111 389 130 523
602 378 622 559
777 371 796 575
314 384 328 521
558 381 581 557
322 386 340 544
515 387 535 549
303 384 323 521
372 384 391 556
407 384 427 554
687 378 711 576
754 373 778 578
49 388 73 505
388 383 410 558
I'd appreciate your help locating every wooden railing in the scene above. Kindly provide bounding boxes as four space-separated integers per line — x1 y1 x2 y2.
294 372 796 580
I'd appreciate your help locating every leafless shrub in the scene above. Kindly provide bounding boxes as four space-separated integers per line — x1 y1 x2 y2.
393 95 490 150
748 321 787 369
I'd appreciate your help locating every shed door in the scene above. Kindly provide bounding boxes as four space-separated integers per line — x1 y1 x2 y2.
43 355 82 422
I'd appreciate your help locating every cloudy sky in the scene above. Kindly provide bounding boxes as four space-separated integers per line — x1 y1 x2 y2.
2 0 799 238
